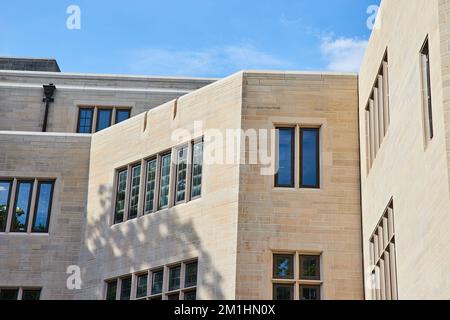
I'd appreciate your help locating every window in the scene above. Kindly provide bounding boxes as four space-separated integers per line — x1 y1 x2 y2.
0 178 55 234
0 288 41 300
421 38 434 142
168 265 181 291
135 274 148 299
275 127 295 188
96 108 113 132
175 147 188 204
300 128 320 188
144 159 157 213
366 51 390 170
106 280 117 300
158 153 171 209
116 109 131 124
151 269 164 295
272 252 322 300
0 180 12 232
32 181 54 233
191 141 203 199
77 108 94 133
369 200 398 300
128 164 141 220
11 181 33 233
120 277 132 300
299 255 320 280
105 259 198 300
114 169 128 224
77 106 131 133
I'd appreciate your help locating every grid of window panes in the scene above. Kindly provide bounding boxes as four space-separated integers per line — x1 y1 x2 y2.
369 201 398 300
76 107 131 133
105 260 198 300
0 288 41 300
0 178 54 234
272 252 322 300
112 139 204 225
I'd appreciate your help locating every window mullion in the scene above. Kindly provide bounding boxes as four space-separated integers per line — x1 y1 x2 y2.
5 178 17 233
27 179 38 233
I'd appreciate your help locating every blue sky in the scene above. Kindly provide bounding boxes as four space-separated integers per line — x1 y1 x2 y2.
0 0 380 77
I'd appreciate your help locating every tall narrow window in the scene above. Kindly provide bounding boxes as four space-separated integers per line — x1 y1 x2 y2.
0 289 19 300
151 269 164 295
128 164 141 220
158 153 171 209
115 109 131 124
32 181 54 233
169 266 181 291
96 109 112 132
300 128 320 188
421 38 434 142
144 159 157 213
175 147 188 204
11 181 33 233
114 169 128 224
275 127 295 188
0 180 12 232
185 262 198 288
106 280 117 300
120 277 132 300
136 274 148 299
77 108 94 133
191 141 203 199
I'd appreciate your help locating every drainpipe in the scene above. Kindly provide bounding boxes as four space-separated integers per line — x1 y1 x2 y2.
42 84 56 132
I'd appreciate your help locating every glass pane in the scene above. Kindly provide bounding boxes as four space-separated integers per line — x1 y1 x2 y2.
114 170 128 224
0 289 19 300
169 266 181 291
115 110 131 124
106 280 117 300
120 277 132 300
78 108 93 133
276 128 294 187
273 284 293 300
167 293 179 300
300 255 320 280
22 289 41 301
0 180 12 232
273 254 294 279
185 262 198 288
32 182 54 233
136 274 148 299
151 270 163 295
175 147 188 203
191 142 203 198
96 109 112 132
11 181 33 232
159 154 171 209
183 290 196 301
128 165 141 219
300 285 320 300
144 160 157 213
301 128 320 188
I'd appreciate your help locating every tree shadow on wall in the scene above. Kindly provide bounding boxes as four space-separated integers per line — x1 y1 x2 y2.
79 184 224 300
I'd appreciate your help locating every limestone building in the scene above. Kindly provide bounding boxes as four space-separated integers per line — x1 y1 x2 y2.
0 0 448 300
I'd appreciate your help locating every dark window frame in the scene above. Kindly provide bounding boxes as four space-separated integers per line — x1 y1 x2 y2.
300 127 321 189
421 37 434 141
10 180 34 233
299 254 321 281
168 265 182 292
275 127 295 188
113 168 128 224
143 157 158 214
76 107 94 133
151 268 164 296
272 254 295 280
135 273 148 299
21 288 42 301
272 283 294 301
95 108 113 132
127 163 141 220
0 179 13 232
184 261 198 288
115 109 132 124
119 276 132 300
105 279 118 300
158 152 172 210
299 284 321 301
31 180 55 233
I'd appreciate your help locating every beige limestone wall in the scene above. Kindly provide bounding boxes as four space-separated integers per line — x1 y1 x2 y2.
77 73 243 300
0 70 216 133
0 132 91 299
359 0 450 299
235 71 363 300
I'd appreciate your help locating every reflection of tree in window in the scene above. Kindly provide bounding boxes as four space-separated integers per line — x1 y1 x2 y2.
191 142 203 198
0 181 12 232
11 181 33 232
159 154 171 209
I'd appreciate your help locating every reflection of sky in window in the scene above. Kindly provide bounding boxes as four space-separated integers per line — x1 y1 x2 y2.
34 183 53 231
277 259 290 276
0 182 10 204
96 109 112 131
302 130 319 186
15 182 32 227
116 110 130 124
278 129 293 186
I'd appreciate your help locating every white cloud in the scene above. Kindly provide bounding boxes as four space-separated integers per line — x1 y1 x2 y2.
127 45 292 77
320 37 368 73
